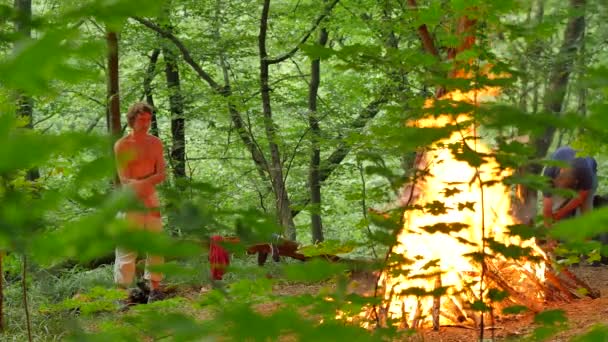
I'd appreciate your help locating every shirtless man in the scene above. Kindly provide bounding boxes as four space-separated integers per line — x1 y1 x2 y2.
114 102 166 303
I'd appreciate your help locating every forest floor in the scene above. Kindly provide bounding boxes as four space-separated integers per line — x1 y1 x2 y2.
192 263 608 342
72 261 608 341
416 264 608 342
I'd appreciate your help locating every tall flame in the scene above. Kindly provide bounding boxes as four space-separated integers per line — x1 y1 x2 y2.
375 87 547 328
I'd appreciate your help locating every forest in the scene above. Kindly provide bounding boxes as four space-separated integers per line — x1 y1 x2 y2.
1 0 608 341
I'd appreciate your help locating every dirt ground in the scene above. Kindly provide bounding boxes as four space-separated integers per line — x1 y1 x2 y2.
191 264 608 341
413 265 608 342
250 265 608 341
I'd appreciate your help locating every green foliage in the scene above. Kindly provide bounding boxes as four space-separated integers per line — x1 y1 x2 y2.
570 325 608 342
551 207 608 242
530 309 568 341
298 239 358 257
1 0 608 340
502 305 528 315
284 259 348 283
41 286 125 315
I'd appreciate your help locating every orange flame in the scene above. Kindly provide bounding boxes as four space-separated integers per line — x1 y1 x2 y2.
374 86 546 328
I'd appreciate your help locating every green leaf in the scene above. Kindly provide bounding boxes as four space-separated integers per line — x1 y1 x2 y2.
301 43 335 60
570 325 608 342
551 208 608 242
533 309 567 326
502 305 528 315
284 259 347 283
470 300 490 312
419 222 470 234
298 239 357 257
487 288 509 302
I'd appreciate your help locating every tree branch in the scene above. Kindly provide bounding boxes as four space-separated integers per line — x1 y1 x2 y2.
407 0 440 57
291 95 387 217
132 16 222 92
86 114 104 133
134 14 270 175
266 0 340 64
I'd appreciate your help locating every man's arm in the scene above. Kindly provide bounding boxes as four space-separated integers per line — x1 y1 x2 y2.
543 196 554 227
553 190 590 220
554 160 594 220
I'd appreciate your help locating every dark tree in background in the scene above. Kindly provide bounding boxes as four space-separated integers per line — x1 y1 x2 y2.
308 6 329 244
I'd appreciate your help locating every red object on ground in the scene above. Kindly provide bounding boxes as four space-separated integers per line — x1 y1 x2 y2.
209 235 230 280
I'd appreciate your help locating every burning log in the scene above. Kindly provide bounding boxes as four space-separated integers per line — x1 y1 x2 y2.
557 266 600 299
544 270 577 302
485 267 542 313
410 299 423 329
432 275 442 330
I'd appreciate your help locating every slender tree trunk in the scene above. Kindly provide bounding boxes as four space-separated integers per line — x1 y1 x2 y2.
106 32 121 137
515 0 585 224
214 0 273 196
308 12 328 244
0 251 2 333
525 0 585 217
158 2 186 182
533 0 586 163
106 30 121 186
576 31 587 138
21 256 32 342
513 0 542 224
14 0 38 181
162 41 186 181
259 0 297 240
143 48 161 137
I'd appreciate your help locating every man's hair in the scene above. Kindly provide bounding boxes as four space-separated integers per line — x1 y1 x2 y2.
126 102 153 128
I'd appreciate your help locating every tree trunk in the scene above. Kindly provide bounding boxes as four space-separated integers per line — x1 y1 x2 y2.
259 0 297 240
143 48 161 137
106 32 121 137
513 0 542 224
0 251 2 332
515 0 586 223
106 30 122 187
308 13 328 244
162 41 186 181
575 28 587 139
14 0 38 181
533 0 586 163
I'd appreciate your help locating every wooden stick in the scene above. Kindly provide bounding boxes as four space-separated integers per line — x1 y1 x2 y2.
486 269 543 312
544 271 576 302
432 275 442 330
400 300 409 329
559 267 600 299
515 265 549 297
444 296 469 324
411 299 423 329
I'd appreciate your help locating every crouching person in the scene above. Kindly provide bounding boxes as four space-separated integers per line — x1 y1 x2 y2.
114 102 167 304
542 146 605 264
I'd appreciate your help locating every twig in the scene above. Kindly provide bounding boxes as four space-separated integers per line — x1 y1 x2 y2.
22 255 32 342
0 252 3 332
357 160 378 259
31 112 57 127
266 0 340 64
133 17 222 92
86 114 104 133
432 274 442 330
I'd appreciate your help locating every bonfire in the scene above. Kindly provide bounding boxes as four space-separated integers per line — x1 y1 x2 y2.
366 85 598 330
